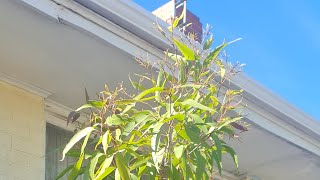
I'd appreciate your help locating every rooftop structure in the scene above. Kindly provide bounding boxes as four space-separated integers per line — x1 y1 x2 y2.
153 0 203 42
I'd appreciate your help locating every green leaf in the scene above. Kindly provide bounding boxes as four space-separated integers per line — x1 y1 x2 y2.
162 113 185 123
94 167 115 180
96 155 114 178
174 145 185 159
189 114 208 134
147 166 157 180
130 156 151 170
106 115 125 126
55 165 73 180
122 87 164 114
135 87 164 100
173 38 195 60
81 129 92 155
76 104 94 111
173 8 185 28
156 68 164 103
180 83 202 89
68 153 84 180
190 60 202 82
88 100 105 108
174 123 189 140
155 22 166 37
223 145 239 168
89 153 103 179
156 68 164 87
181 152 188 180
168 7 185 32
115 153 130 180
115 99 138 105
165 52 185 62
129 76 146 91
212 133 222 163
123 121 135 136
217 116 243 130
151 132 161 171
102 130 110 154
212 151 222 175
203 36 213 50
185 123 201 144
83 163 90 180
216 60 226 78
115 168 121 180
203 38 241 68
169 163 180 180
195 151 206 180
179 59 187 84
181 99 214 112
61 127 95 161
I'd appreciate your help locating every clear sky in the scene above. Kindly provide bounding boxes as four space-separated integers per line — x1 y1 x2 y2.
134 0 320 120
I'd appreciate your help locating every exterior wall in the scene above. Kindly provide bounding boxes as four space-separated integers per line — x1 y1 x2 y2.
152 1 174 24
0 81 45 179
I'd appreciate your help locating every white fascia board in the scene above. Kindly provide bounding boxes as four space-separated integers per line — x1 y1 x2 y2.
0 72 51 98
234 73 320 137
18 0 320 156
19 0 165 61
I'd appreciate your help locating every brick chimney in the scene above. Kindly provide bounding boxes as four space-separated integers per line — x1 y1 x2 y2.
152 0 203 42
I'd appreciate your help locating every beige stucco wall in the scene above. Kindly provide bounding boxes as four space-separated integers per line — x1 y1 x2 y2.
0 81 45 179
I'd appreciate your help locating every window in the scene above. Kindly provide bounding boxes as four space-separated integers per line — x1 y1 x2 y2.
45 123 84 180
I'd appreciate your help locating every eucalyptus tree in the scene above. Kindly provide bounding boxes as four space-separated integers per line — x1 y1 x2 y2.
57 14 247 180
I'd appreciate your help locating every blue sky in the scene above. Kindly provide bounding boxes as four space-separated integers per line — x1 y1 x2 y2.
134 0 320 120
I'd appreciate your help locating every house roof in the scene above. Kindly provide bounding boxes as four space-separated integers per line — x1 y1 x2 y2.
1 0 320 179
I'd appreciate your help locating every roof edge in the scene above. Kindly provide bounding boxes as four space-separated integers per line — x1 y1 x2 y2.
18 0 320 155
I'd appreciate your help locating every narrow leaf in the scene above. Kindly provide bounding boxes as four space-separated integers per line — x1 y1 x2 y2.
130 156 151 170
203 36 213 50
223 145 239 168
181 152 188 180
181 99 214 112
173 145 184 159
68 153 84 180
95 155 115 179
212 151 222 175
203 38 241 68
168 7 185 32
102 130 110 154
88 100 105 108
122 87 164 114
61 127 95 161
212 133 222 163
55 165 73 180
89 153 103 179
173 38 195 60
76 104 94 111
94 167 115 180
115 153 130 180
81 129 92 155
106 115 125 126
165 52 185 62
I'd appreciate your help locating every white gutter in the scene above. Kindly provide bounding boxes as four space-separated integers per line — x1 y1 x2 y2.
19 0 320 157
